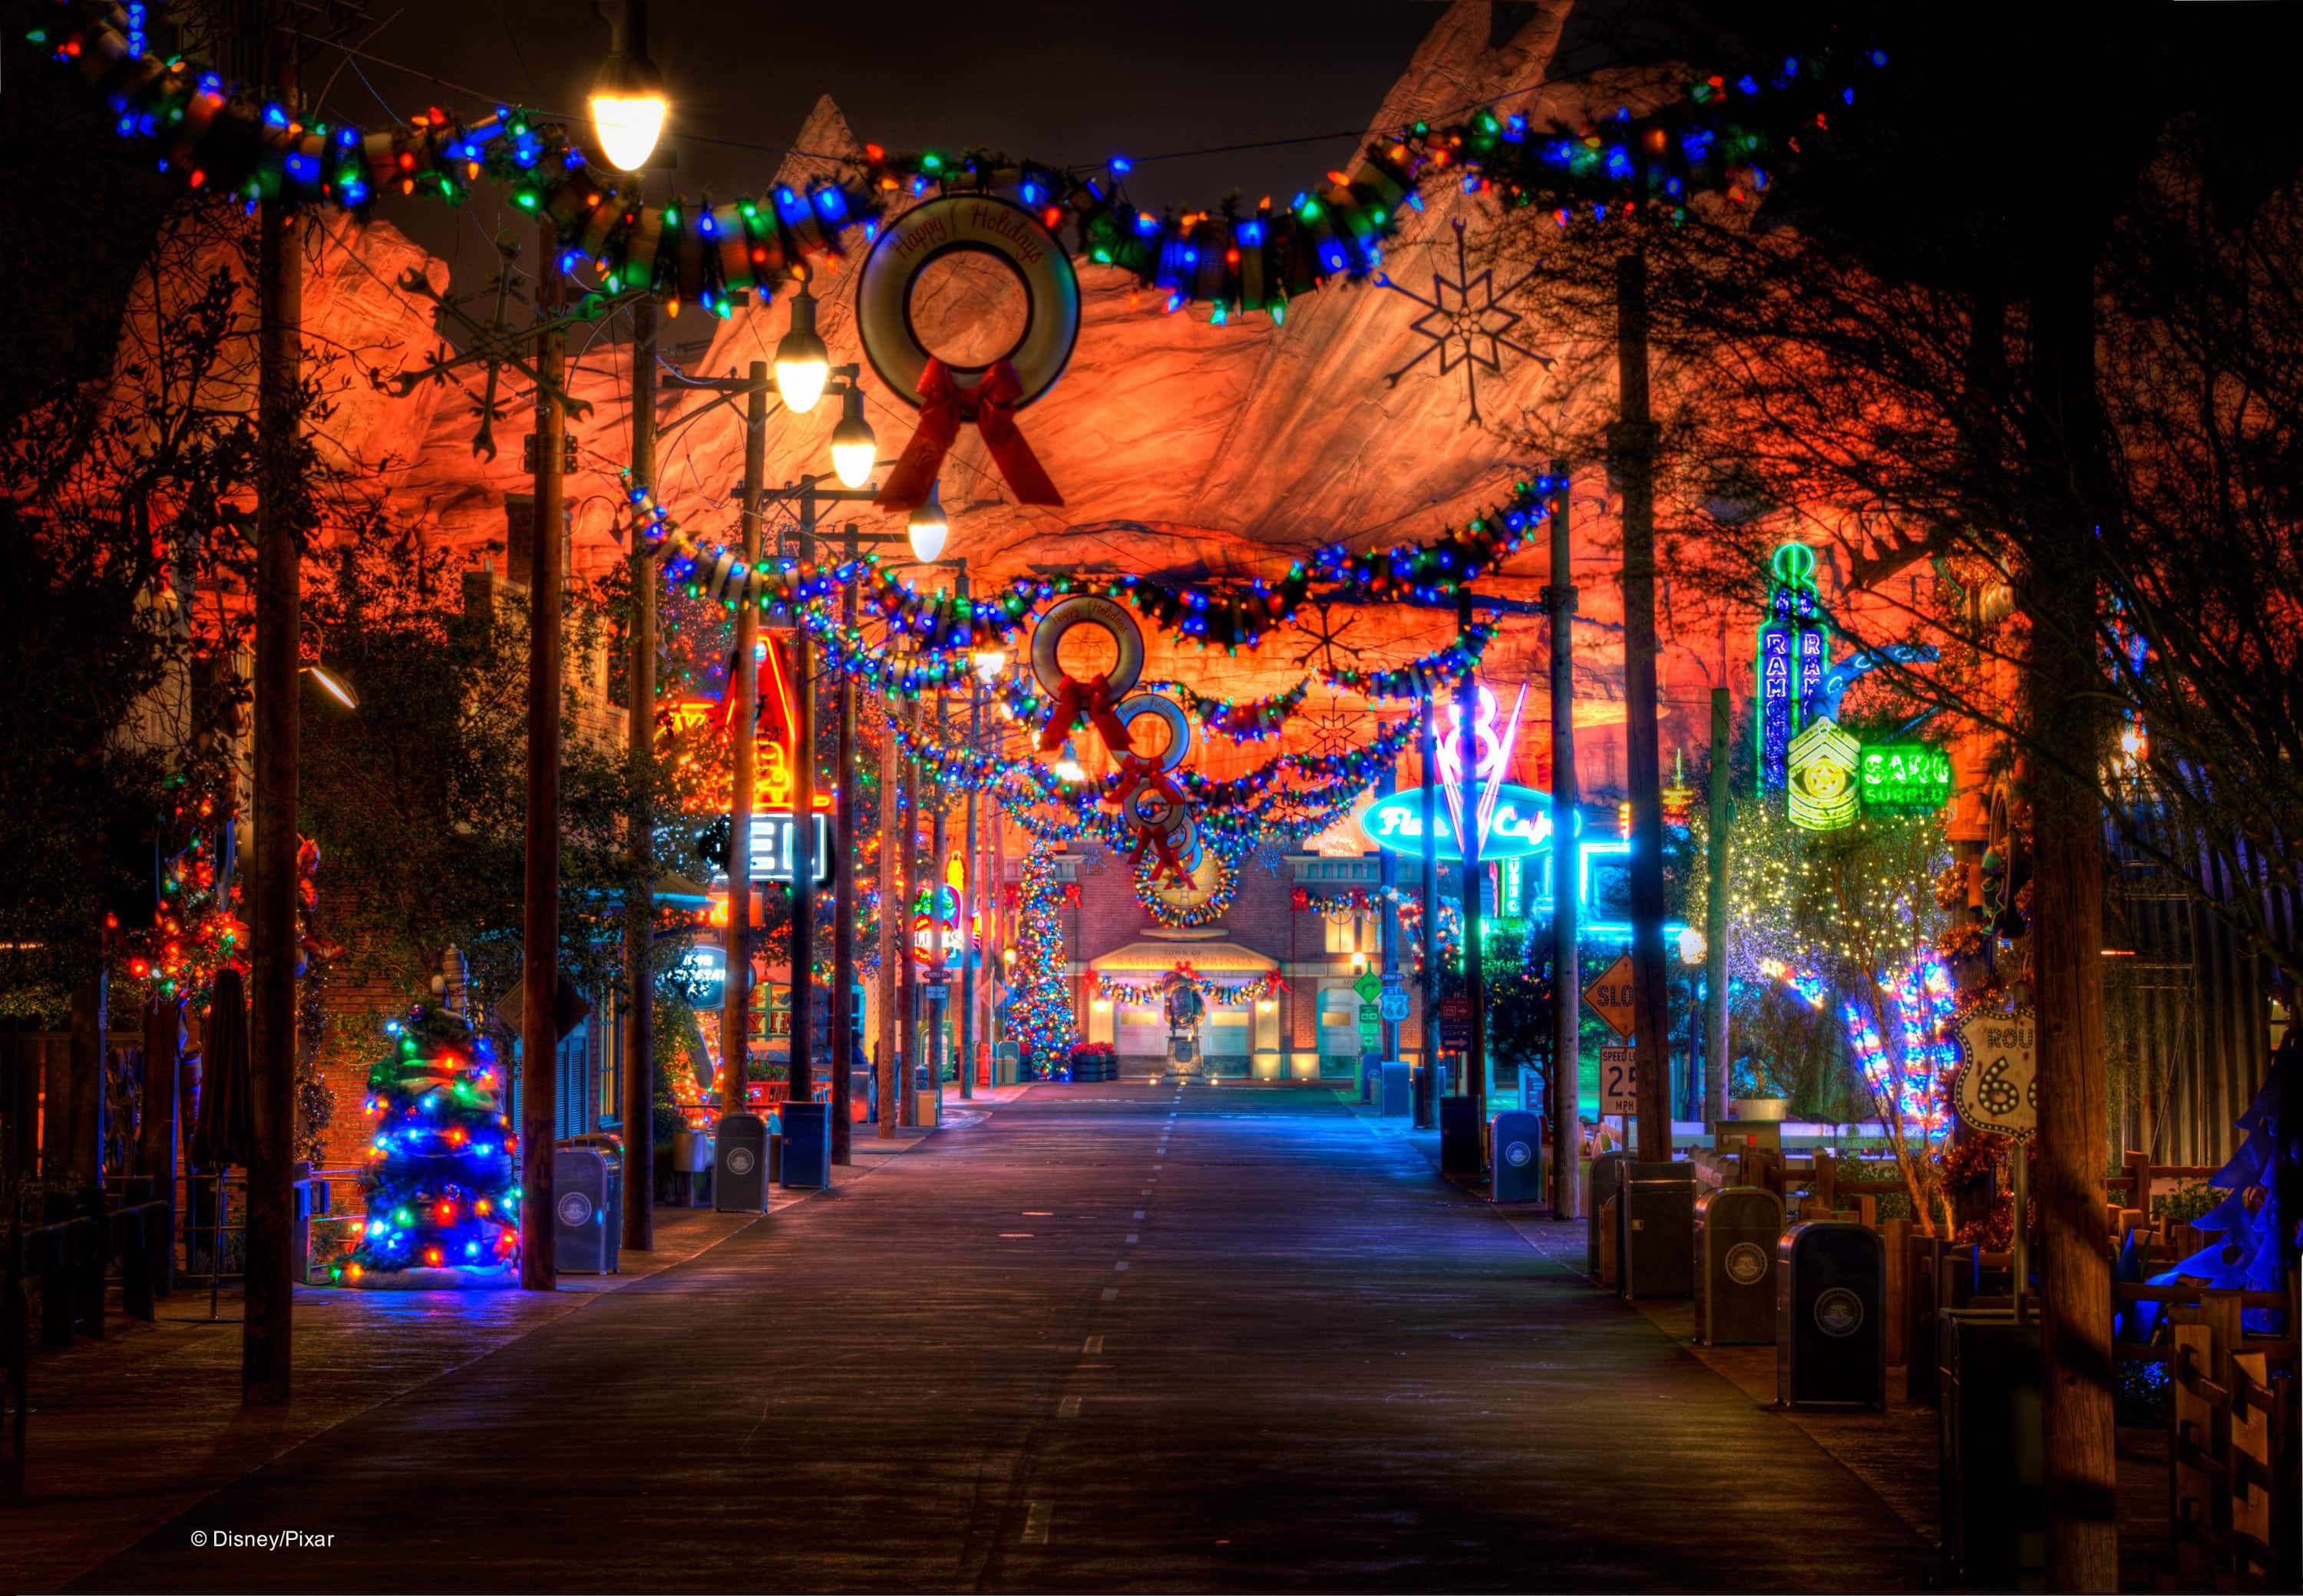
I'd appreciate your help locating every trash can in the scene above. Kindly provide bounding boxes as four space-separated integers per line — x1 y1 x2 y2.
1617 1166 1697 1300
1378 1062 1412 1118
713 1112 769 1213
1938 1308 2044 1584
1586 1149 1638 1277
1438 1095 1483 1175
1777 1221 1885 1409
1489 1110 1544 1203
552 1143 620 1274
1695 1186 1783 1344
781 1100 831 1190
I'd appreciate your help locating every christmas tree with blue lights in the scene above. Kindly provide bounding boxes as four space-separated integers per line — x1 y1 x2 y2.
334 994 520 1289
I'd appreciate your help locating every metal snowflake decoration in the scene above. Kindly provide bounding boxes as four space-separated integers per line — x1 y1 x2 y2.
1380 217 1551 425
373 237 626 461
1301 702 1361 763
1288 602 1360 674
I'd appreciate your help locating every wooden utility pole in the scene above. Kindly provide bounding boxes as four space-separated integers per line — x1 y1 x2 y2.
720 365 767 1121
897 699 920 1125
1703 686 1732 1128
1615 249 1672 1161
1545 469 1580 1218
621 204 659 1250
789 498 817 1103
2027 233 2117 1594
1416 689 1439 1125
831 560 858 1162
138 996 180 1288
243 10 302 1396
517 220 569 1294
1456 593 1486 1127
875 697 898 1138
957 644 981 1102
928 685 950 1116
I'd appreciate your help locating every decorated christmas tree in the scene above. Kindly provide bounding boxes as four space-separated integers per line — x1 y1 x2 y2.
333 990 520 1289
1002 841 1077 1062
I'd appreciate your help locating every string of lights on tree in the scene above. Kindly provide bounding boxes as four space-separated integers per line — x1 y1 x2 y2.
41 1 1885 319
1000 841 1076 1058
335 1000 520 1287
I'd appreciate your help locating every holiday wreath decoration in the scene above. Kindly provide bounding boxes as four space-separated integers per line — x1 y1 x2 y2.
860 194 1079 511
1033 594 1143 753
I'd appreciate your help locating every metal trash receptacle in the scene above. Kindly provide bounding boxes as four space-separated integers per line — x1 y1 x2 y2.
1438 1094 1483 1175
1378 1062 1412 1118
553 1144 620 1273
781 1100 830 1189
1695 1186 1782 1343
1585 1150 1638 1276
1777 1221 1885 1408
1938 1308 2044 1584
1617 1167 1697 1299
713 1112 768 1213
1489 1110 1544 1203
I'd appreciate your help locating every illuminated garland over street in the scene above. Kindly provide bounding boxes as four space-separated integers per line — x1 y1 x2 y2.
1312 479 1558 597
1095 963 1284 1006
42 1 1886 320
1323 624 1496 699
1146 678 1312 743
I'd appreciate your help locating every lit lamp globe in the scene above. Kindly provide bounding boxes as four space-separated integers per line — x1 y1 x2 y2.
907 481 950 563
1052 740 1086 784
829 387 877 488
587 55 667 173
970 646 1008 684
773 287 831 415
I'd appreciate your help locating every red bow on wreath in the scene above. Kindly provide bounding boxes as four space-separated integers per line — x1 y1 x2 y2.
1130 824 1194 887
1039 671 1131 754
875 359 1063 512
1105 752 1185 814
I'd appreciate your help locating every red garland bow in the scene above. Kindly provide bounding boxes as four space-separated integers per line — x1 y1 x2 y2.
1129 822 1194 887
875 359 1063 512
1104 752 1186 815
1039 671 1130 754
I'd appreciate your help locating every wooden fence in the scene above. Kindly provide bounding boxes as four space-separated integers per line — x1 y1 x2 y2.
2113 1281 2298 1589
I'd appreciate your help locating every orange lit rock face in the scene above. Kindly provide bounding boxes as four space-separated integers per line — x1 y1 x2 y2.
111 0 1909 793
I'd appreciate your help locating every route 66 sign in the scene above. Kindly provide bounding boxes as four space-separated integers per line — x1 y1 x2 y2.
1951 1007 2038 1141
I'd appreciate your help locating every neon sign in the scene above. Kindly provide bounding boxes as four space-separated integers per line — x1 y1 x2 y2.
1756 542 1829 791
1360 785 1559 861
1859 742 1952 814
1787 717 1860 831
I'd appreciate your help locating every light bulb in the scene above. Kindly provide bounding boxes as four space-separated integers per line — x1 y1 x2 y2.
971 647 1007 684
588 53 667 173
907 481 949 563
774 287 831 414
589 92 666 173
1053 740 1085 784
829 385 876 487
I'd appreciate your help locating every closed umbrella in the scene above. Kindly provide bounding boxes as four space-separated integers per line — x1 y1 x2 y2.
186 968 251 1320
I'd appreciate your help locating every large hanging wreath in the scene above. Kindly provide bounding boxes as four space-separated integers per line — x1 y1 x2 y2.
1135 846 1237 929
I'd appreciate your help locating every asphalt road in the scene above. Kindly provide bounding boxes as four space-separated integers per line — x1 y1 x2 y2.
73 1082 1929 1593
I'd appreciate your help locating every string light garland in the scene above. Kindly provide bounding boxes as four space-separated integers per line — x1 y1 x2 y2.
1312 479 1559 597
1095 962 1284 1006
1146 677 1311 743
41 1 1885 320
1322 624 1496 699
